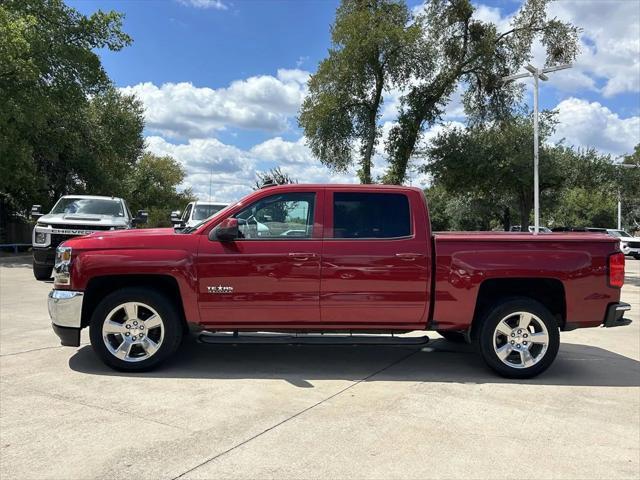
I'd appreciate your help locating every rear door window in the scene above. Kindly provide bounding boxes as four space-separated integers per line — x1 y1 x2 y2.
332 192 411 239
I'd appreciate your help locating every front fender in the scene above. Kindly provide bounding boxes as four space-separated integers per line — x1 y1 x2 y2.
71 248 200 323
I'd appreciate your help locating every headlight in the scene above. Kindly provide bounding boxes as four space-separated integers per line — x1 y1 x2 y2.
34 223 50 245
54 246 72 286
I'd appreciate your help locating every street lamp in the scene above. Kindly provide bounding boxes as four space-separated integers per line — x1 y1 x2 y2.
615 163 639 230
502 63 572 234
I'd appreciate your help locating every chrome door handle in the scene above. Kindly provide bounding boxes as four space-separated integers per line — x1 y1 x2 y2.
289 252 317 261
395 253 424 261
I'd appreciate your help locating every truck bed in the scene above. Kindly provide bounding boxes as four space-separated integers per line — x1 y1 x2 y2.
431 231 621 331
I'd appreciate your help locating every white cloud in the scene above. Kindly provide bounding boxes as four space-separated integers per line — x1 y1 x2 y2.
414 0 640 97
250 137 311 165
177 0 227 10
144 128 441 202
472 4 512 32
145 134 356 203
134 0 639 202
120 69 309 139
546 0 640 97
550 98 639 156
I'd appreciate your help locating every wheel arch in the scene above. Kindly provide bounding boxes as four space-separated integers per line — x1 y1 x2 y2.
470 277 566 339
81 275 188 334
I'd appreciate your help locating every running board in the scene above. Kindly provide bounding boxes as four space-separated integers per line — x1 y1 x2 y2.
197 332 429 346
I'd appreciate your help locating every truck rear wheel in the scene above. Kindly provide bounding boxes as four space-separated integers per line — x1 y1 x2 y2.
477 298 559 378
33 262 52 281
89 287 183 372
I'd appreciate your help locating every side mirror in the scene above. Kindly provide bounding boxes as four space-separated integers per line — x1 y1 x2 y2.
170 210 183 227
133 210 148 226
31 205 43 220
210 218 238 242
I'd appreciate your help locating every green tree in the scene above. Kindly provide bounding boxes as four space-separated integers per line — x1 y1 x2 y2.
254 167 297 190
299 0 420 183
547 187 616 229
619 144 640 231
425 184 503 231
0 0 134 213
383 0 579 184
424 113 562 229
126 153 194 228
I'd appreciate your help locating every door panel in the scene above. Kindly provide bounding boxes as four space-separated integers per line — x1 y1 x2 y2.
321 190 431 328
196 190 323 327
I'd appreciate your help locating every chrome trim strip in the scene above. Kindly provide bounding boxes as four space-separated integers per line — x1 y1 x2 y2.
616 303 631 312
48 290 83 328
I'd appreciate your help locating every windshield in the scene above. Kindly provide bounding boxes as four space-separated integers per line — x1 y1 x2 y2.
608 230 632 238
192 204 227 221
181 203 235 233
51 198 124 217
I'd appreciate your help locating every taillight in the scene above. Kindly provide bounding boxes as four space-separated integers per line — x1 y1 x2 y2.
608 252 625 288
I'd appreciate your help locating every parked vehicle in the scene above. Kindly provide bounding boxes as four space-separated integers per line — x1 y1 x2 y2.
47 184 631 378
551 227 607 233
607 229 640 259
170 201 228 229
31 196 147 280
509 225 552 233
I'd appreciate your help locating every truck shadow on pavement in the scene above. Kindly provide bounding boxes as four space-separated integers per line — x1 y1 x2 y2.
68 338 640 388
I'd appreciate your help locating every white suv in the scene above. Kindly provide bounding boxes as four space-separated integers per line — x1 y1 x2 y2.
171 201 228 229
607 229 640 259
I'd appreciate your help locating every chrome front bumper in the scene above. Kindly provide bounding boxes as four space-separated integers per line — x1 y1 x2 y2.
48 290 83 327
48 288 84 344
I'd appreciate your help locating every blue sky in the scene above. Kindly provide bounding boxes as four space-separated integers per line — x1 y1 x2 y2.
69 0 640 202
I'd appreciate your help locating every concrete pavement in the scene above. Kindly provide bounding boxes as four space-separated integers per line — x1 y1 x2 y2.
1 255 638 479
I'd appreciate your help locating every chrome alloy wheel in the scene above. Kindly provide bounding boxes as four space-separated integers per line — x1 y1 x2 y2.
102 302 164 362
492 311 549 369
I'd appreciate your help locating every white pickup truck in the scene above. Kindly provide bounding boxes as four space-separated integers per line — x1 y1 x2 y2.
31 195 147 280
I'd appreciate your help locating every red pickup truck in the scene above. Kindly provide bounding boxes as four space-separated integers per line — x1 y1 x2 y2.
48 184 631 378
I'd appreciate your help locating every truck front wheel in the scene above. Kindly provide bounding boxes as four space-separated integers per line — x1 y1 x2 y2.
477 298 560 378
89 287 183 371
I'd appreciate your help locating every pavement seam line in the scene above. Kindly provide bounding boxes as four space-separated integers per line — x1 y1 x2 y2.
0 342 90 357
172 347 422 480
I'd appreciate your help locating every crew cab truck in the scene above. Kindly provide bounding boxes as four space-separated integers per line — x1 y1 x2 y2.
47 184 631 378
31 195 147 280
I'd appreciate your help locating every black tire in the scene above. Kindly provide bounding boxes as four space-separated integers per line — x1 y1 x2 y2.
436 330 467 343
89 287 183 372
33 262 52 281
476 297 560 379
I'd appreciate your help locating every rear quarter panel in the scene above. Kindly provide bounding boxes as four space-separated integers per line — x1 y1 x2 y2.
432 234 621 330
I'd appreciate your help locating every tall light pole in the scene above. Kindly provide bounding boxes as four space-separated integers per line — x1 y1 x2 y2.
502 63 572 234
616 163 639 230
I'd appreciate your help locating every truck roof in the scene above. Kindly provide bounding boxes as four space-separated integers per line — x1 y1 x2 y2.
60 195 124 201
258 183 424 193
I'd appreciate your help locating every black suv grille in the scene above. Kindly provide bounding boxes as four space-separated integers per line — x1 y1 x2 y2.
628 241 640 248
49 224 112 231
49 224 113 249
